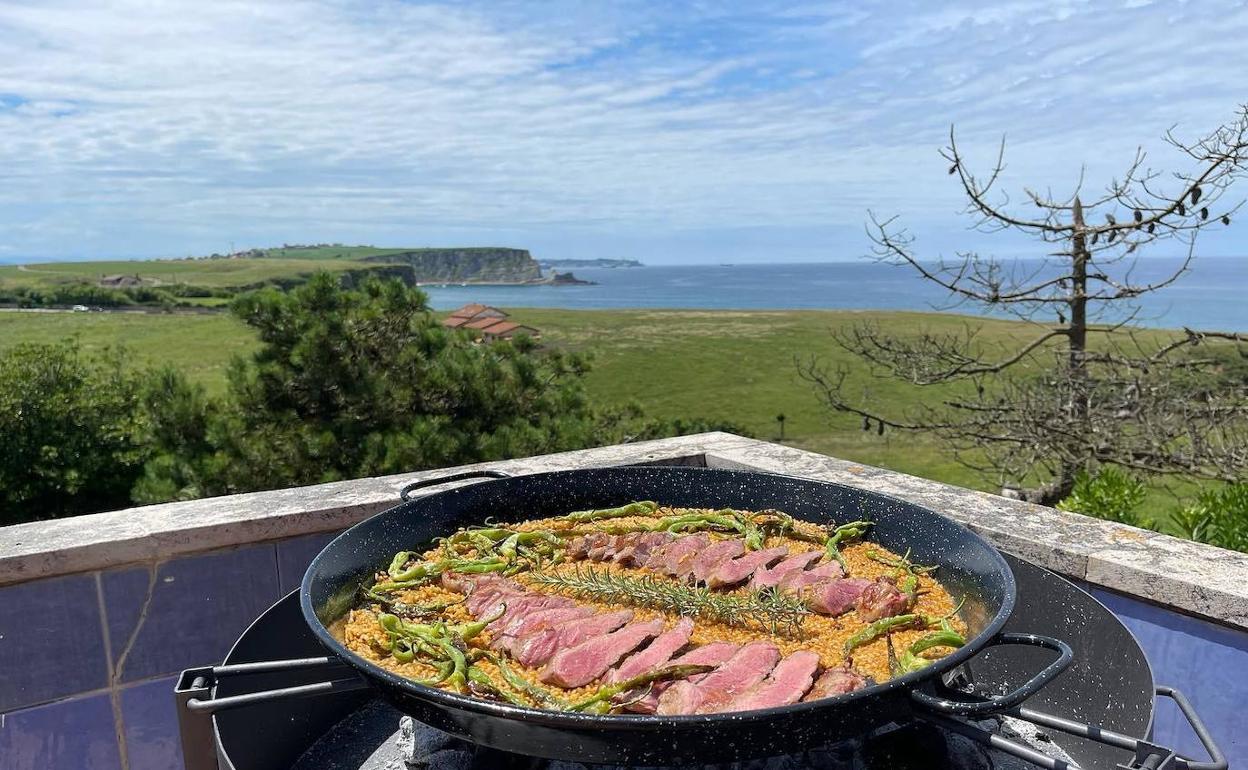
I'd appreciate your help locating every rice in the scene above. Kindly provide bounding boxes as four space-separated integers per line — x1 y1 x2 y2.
340 508 965 705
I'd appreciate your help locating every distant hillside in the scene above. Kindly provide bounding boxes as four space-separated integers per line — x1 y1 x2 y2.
0 257 382 289
359 247 542 283
0 245 551 308
230 244 544 283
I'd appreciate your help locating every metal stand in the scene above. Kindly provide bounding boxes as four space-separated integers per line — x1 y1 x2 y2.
175 657 368 770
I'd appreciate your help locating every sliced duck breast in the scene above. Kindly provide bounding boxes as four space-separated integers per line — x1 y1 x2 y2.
749 551 822 590
541 618 665 688
803 662 873 701
855 577 917 622
778 561 846 595
717 650 820 712
621 641 739 713
465 585 528 617
656 641 780 715
586 534 619 562
608 617 695 684
632 532 676 564
513 610 634 668
485 594 575 632
492 606 594 651
687 539 746 582
807 578 873 616
650 533 711 575
707 546 789 589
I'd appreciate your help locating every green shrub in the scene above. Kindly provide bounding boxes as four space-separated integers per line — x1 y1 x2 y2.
1172 484 1248 553
1056 467 1152 529
0 342 148 523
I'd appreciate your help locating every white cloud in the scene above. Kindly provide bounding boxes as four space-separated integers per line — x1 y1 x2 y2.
0 0 1245 261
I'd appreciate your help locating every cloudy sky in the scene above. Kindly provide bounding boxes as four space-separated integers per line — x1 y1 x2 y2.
1 0 1247 263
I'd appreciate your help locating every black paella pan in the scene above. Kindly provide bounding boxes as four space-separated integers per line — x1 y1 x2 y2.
297 466 1074 765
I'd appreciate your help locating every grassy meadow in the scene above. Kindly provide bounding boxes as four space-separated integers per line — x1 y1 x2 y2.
0 257 375 289
0 305 1204 523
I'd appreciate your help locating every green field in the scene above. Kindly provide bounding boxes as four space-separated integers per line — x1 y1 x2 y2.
0 307 1202 521
0 257 377 289
0 311 258 392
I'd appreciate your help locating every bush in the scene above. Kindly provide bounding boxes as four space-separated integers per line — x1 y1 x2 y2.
1056 467 1152 529
0 342 148 523
138 274 609 497
1172 484 1248 553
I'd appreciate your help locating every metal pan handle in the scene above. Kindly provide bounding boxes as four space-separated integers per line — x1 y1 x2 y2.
1008 686 1227 770
910 632 1073 716
399 469 512 501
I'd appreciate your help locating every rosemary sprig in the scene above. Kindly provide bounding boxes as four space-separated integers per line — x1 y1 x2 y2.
527 567 811 637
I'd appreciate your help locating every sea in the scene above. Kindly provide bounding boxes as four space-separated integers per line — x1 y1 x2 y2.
422 256 1248 331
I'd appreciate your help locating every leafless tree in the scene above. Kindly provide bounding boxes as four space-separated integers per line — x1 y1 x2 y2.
799 107 1248 505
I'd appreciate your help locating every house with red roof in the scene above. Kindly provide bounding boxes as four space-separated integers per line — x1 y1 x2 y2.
442 304 540 340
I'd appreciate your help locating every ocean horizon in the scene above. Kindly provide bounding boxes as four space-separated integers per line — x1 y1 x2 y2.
421 256 1247 332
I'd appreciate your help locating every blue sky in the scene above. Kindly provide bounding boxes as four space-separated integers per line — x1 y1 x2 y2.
1 0 1247 264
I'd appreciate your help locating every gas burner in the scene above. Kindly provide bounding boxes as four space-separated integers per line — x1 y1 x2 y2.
181 554 1223 770
288 702 1065 770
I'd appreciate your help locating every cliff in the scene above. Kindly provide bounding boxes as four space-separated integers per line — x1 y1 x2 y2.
361 247 541 283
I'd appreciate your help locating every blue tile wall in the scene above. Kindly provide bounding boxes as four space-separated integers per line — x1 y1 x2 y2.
276 531 340 594
1090 587 1247 769
0 691 121 770
120 675 183 770
101 543 281 683
0 572 110 711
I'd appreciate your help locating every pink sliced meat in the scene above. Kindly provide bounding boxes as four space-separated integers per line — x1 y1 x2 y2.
628 532 675 567
807 578 873 616
484 594 574 632
687 539 746 582
513 610 634 668
717 650 820 712
464 586 525 617
608 617 695 684
445 571 522 597
492 606 594 651
856 578 916 622
541 618 665 688
803 663 873 701
566 533 603 560
657 641 780 715
778 561 846 595
649 533 711 575
586 535 618 561
707 546 789 589
622 641 739 713
749 551 823 590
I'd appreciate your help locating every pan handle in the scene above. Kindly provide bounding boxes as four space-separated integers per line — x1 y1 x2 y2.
910 632 1073 716
399 469 512 501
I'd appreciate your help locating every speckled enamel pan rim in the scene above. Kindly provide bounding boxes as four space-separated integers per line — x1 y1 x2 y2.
300 466 1019 727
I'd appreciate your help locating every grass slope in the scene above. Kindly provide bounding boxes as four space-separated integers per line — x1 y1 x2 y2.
0 312 257 394
0 307 1203 521
0 257 379 289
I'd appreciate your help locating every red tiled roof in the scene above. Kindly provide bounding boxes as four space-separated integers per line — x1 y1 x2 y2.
464 316 508 330
441 316 473 328
449 303 510 319
484 322 539 337
448 303 487 317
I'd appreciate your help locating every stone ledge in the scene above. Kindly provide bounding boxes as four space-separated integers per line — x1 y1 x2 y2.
2 432 1245 631
0 432 753 586
704 441 1248 631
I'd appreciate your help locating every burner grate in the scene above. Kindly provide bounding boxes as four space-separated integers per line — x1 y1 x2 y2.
290 700 1065 770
